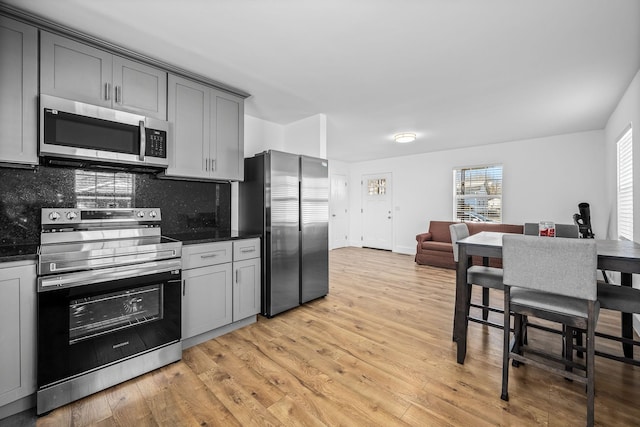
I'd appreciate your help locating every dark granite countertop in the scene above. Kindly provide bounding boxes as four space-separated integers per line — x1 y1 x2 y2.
0 232 262 263
165 230 262 245
0 244 39 263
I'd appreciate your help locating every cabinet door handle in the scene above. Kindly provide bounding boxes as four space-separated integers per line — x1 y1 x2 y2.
115 86 121 103
182 279 186 296
235 269 239 283
211 159 216 172
105 82 111 101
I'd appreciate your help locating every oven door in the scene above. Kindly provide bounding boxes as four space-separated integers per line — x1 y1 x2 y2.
37 260 181 388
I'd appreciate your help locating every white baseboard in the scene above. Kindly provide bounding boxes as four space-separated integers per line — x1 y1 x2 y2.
393 245 415 255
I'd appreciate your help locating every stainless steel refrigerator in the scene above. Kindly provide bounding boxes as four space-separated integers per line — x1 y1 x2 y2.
239 150 329 317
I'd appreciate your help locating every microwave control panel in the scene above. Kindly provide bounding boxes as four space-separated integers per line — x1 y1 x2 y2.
145 129 167 158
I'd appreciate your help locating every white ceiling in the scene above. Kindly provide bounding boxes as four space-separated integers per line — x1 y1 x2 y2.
4 0 640 162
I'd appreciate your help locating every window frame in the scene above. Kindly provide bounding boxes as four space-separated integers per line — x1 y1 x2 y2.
616 125 633 241
452 164 503 224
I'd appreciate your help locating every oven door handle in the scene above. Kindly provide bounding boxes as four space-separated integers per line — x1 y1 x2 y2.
38 259 181 292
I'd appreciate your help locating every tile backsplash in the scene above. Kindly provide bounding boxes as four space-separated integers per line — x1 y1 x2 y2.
0 165 230 245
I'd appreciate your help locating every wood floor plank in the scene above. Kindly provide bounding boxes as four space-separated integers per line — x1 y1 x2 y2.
135 369 203 427
159 359 242 426
26 247 640 426
234 326 412 426
214 332 364 426
104 380 157 427
197 339 286 409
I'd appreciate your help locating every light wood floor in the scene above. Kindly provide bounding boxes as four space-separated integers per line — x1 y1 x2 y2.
9 247 640 426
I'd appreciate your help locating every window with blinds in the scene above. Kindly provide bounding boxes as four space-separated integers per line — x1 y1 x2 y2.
75 170 134 208
453 164 502 223
617 126 633 241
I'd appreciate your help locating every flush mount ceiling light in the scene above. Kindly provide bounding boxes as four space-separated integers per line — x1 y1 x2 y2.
394 133 416 143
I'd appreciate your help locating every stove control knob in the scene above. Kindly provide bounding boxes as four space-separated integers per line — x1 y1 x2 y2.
137 211 145 218
48 211 60 221
66 211 78 220
149 210 157 218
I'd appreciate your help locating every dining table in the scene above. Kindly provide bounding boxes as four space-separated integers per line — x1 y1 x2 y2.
453 231 640 365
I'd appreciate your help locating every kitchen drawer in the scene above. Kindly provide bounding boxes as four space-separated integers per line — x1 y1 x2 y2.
182 241 232 270
233 238 260 261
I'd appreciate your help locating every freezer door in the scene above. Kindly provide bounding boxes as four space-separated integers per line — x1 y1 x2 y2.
266 151 301 316
300 156 329 303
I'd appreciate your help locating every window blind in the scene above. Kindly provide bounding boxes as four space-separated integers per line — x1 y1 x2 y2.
453 164 502 223
617 126 633 241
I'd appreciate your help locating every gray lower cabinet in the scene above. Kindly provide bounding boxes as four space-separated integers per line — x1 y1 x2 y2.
0 16 38 167
0 262 36 413
164 74 244 181
181 239 260 348
233 238 261 320
181 241 233 341
40 31 167 120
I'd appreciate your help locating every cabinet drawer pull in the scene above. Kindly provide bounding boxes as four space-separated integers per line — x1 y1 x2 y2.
240 248 255 253
200 253 219 259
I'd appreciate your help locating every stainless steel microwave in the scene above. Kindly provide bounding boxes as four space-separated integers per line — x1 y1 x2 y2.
40 94 169 170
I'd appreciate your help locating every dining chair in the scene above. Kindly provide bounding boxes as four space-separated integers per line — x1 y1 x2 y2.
450 223 504 331
522 223 581 345
501 234 598 426
525 223 638 361
595 282 640 363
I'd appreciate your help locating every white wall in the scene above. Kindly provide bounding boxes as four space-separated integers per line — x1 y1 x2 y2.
347 130 606 254
283 114 327 158
244 114 285 157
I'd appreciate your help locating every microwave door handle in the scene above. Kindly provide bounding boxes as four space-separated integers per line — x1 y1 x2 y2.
139 120 146 161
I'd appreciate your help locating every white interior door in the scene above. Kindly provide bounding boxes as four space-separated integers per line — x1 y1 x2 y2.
361 173 392 250
330 174 349 249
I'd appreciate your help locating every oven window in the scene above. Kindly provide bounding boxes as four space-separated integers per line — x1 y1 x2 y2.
69 284 163 344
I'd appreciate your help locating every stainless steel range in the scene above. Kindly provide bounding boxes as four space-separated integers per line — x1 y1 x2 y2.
36 208 182 415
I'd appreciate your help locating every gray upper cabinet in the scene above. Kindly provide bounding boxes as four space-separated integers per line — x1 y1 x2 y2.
213 90 244 181
40 31 167 120
112 56 167 119
0 16 38 166
165 74 244 181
